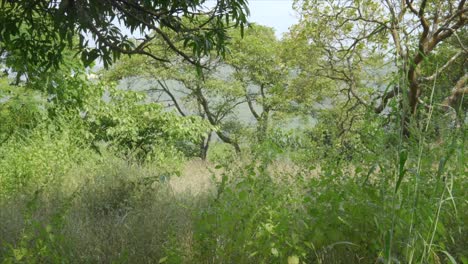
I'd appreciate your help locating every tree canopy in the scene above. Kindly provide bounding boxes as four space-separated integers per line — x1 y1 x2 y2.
289 0 467 135
0 0 249 71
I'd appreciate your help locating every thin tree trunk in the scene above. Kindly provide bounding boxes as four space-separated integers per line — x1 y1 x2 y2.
200 131 212 160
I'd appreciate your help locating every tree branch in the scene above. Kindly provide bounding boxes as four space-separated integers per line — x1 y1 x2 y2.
422 50 465 82
442 73 468 108
157 79 187 117
195 86 241 153
374 86 400 113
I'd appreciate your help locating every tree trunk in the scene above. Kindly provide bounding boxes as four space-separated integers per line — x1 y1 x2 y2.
200 131 212 160
195 86 241 154
257 111 269 143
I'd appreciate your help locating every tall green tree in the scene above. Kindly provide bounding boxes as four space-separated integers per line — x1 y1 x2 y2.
290 0 467 135
104 34 245 156
105 24 304 155
227 25 291 143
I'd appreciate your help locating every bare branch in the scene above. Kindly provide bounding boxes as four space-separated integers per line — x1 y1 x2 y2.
157 80 187 117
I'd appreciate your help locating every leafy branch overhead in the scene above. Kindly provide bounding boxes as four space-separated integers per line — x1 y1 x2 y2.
0 0 250 69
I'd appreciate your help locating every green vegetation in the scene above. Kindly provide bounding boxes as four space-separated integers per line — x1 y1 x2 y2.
1 0 466 263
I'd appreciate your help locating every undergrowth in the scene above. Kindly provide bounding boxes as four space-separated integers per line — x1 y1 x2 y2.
0 117 466 264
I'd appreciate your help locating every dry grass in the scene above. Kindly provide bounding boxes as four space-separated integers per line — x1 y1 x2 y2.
170 159 216 195
0 157 216 263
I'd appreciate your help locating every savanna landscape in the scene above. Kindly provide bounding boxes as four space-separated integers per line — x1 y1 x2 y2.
0 0 467 263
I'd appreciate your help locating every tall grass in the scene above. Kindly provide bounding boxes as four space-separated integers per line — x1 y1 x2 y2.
0 153 209 263
0 123 206 263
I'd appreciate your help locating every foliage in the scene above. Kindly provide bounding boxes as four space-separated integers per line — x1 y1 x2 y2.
0 0 249 69
0 120 92 198
0 152 205 263
0 1 467 263
103 28 249 154
0 84 46 144
227 24 292 142
192 124 467 263
83 84 211 162
288 0 467 135
104 23 301 153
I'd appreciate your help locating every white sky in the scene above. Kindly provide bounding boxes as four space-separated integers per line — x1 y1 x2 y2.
245 0 299 38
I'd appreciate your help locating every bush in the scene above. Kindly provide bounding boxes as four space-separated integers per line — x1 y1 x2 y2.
192 132 467 263
0 122 92 198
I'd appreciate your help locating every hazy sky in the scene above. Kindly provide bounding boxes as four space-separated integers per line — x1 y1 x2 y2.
245 0 299 38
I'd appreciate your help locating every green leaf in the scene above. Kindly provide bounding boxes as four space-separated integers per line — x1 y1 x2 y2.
362 163 377 186
395 149 408 193
288 255 300 264
384 230 392 261
440 251 457 264
271 247 279 257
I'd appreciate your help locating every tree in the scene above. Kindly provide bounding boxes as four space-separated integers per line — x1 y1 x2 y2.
0 1 250 155
290 0 467 135
226 25 291 143
0 0 249 71
105 24 303 155
83 83 211 162
104 36 246 156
